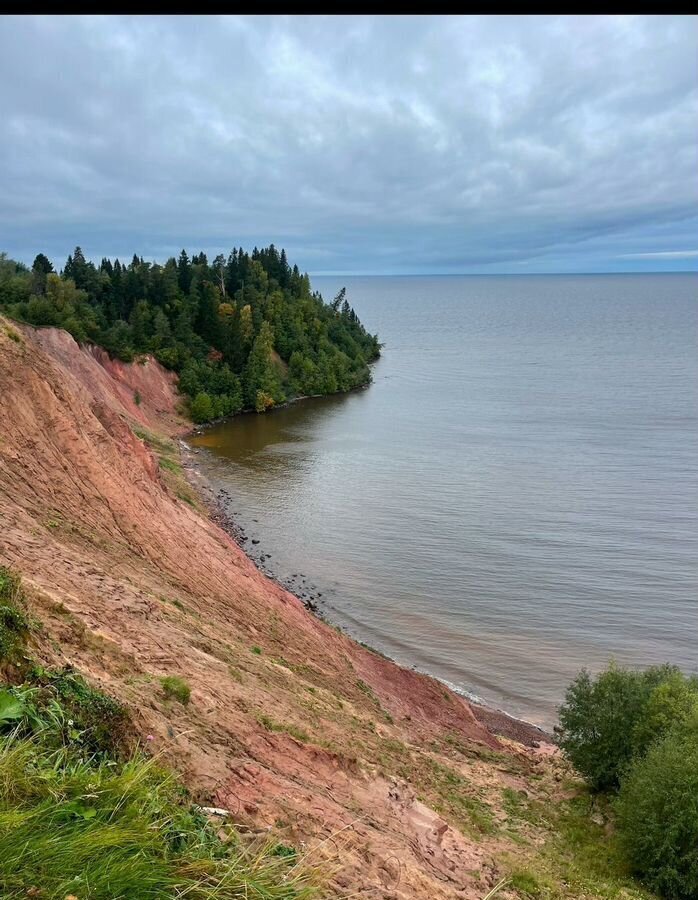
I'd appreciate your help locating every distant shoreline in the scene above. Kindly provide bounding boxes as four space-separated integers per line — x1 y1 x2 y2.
185 378 374 438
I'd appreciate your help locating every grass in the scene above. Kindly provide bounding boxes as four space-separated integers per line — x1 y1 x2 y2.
509 868 543 898
497 789 655 900
3 325 22 344
258 714 310 744
132 426 201 509
502 787 549 829
356 679 376 700
370 734 496 838
0 567 318 899
0 737 318 899
133 426 175 456
160 675 191 705
159 457 182 474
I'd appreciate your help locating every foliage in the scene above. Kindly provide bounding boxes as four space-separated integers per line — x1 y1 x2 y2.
559 661 698 899
615 712 698 900
0 567 30 668
0 245 380 423
0 736 318 899
557 662 698 791
160 675 191 705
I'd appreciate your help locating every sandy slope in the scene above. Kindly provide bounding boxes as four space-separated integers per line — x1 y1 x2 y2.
0 319 564 899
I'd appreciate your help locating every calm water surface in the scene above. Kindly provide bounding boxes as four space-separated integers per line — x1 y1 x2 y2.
191 274 698 727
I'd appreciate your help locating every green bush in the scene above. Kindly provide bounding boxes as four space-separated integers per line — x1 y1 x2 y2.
615 712 698 900
160 675 191 705
558 662 697 791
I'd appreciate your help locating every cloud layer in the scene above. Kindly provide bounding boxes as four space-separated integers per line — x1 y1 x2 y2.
1 15 697 272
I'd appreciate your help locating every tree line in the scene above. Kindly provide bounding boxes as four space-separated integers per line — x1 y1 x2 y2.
0 246 381 422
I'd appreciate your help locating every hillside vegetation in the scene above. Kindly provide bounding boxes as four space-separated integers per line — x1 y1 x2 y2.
0 247 380 420
558 663 698 900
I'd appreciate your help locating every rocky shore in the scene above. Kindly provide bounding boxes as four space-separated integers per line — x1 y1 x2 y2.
179 437 555 749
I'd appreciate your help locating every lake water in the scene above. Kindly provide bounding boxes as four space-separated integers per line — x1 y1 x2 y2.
191 274 698 727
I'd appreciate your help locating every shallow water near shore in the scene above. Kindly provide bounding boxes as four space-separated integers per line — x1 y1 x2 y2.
191 273 698 728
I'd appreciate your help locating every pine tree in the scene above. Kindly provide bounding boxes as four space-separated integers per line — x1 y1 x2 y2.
31 253 54 294
178 250 192 294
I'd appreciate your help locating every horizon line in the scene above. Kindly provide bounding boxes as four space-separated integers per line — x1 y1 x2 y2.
309 270 698 278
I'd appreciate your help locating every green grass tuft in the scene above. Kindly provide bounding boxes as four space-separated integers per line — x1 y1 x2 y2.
160 675 191 705
258 715 310 743
509 868 542 898
159 457 181 474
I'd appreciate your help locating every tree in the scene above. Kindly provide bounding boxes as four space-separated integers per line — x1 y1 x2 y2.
177 250 192 294
616 709 698 900
0 244 381 420
558 662 697 792
331 287 346 312
190 392 214 423
243 321 283 407
31 253 54 294
194 281 221 348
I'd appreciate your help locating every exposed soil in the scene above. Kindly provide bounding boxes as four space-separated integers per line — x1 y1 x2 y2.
0 319 563 899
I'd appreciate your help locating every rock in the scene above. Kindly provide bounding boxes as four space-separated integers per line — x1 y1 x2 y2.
251 539 260 545
197 805 231 818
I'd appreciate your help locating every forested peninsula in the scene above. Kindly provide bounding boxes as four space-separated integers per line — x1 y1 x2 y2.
0 247 380 422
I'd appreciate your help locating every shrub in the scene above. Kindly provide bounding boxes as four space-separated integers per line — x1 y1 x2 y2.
558 662 697 791
615 712 698 900
160 675 191 705
133 389 142 406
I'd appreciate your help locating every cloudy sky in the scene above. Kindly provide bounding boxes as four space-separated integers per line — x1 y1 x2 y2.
1 15 697 274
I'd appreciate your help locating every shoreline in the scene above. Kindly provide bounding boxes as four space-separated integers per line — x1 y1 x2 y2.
183 368 378 437
179 436 555 749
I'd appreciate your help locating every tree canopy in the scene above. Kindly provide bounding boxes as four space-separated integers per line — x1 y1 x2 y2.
0 246 380 422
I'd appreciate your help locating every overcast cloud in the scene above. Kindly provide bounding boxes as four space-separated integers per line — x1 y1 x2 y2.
1 15 696 273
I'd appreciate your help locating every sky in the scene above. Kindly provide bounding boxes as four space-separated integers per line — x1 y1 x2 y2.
1 15 697 275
